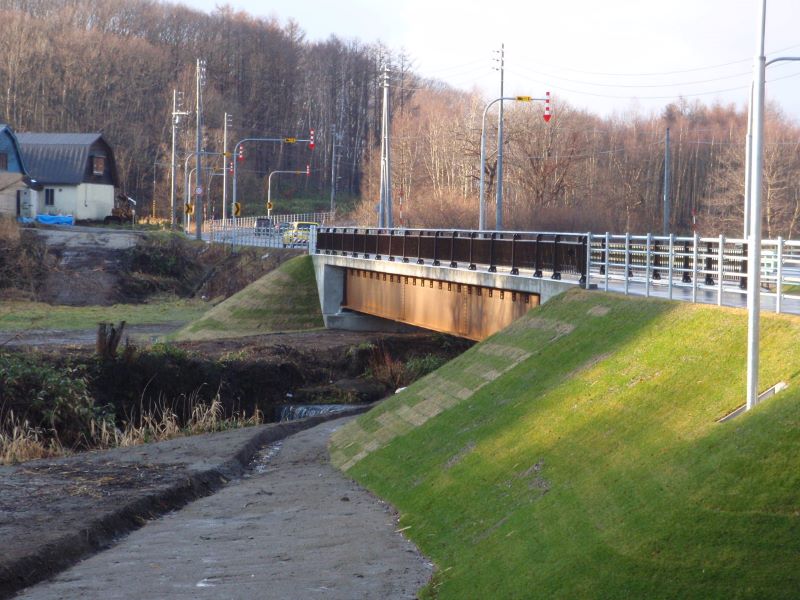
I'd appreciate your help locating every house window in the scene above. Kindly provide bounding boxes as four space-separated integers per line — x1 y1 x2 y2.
0 153 7 171
92 155 105 176
45 189 55 206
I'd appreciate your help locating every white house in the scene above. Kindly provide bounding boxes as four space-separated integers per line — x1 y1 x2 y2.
16 132 119 221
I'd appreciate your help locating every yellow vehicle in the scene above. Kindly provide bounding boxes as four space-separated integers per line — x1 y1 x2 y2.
282 221 319 247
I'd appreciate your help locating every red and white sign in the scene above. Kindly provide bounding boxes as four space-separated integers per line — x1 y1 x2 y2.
543 91 552 122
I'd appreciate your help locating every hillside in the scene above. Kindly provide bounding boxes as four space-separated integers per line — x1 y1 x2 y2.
330 290 800 599
173 255 323 341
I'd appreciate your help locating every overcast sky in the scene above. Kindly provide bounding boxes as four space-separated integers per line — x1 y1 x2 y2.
190 0 800 120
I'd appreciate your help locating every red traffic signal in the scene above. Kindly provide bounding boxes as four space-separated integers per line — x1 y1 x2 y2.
237 144 245 161
228 161 233 174
309 129 315 150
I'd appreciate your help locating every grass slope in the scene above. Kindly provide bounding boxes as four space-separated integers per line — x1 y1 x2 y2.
173 255 323 341
0 297 207 332
330 290 800 599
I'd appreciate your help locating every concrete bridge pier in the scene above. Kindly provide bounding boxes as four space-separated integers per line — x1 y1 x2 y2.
312 257 422 334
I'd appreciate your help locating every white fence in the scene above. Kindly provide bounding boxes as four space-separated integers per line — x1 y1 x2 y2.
587 233 800 314
202 211 333 249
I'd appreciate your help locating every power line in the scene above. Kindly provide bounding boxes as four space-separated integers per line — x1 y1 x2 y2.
524 42 800 78
507 68 749 100
506 67 800 101
512 64 752 89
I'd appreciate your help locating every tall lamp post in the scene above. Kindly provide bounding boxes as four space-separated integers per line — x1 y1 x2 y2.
744 0 800 411
479 95 549 230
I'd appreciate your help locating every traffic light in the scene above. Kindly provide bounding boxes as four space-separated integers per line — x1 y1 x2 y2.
308 129 315 150
228 161 233 174
306 164 310 175
237 144 245 162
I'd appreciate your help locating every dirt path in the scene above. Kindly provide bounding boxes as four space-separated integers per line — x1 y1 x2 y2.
13 417 431 600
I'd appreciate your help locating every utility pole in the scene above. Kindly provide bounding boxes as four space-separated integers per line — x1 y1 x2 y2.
222 112 232 221
170 90 188 230
495 43 505 230
194 58 206 241
330 124 339 214
378 65 393 228
662 127 671 236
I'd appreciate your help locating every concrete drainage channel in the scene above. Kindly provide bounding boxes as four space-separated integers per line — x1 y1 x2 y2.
0 406 373 599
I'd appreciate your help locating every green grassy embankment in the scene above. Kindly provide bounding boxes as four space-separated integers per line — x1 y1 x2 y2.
0 297 208 332
173 255 323 341
330 289 800 599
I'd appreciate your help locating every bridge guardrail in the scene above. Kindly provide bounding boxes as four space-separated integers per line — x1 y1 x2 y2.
315 227 800 315
201 211 334 248
316 227 588 282
588 233 800 313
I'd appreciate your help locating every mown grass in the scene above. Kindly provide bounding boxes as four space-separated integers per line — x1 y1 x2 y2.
331 290 800 599
0 296 209 332
173 254 323 341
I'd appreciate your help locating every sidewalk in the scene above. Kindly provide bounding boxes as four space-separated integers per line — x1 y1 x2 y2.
1 413 431 599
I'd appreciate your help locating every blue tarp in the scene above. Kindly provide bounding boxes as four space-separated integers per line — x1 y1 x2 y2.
35 215 75 225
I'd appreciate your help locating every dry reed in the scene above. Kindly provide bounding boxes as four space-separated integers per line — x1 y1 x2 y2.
0 390 263 465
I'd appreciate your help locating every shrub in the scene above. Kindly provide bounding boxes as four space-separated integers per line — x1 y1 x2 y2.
404 354 446 381
0 353 108 448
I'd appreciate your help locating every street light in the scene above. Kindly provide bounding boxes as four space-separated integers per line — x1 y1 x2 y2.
266 167 309 218
125 196 137 229
479 95 548 230
744 0 800 412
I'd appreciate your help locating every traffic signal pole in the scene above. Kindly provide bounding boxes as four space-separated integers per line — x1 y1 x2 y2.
267 167 310 217
231 135 314 216
230 134 314 246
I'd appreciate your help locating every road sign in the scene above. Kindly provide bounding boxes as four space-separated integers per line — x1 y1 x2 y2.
234 202 241 217
284 137 297 144
185 203 194 215
223 151 232 158
266 201 273 210
195 186 203 196
516 96 533 102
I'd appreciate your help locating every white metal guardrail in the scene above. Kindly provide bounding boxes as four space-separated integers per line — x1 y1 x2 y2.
586 233 800 314
201 211 333 249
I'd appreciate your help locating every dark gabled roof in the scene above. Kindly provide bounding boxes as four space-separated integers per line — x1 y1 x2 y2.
16 132 118 186
0 124 30 177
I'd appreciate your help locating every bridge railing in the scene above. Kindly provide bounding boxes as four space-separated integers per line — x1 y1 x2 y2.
316 227 800 314
201 211 334 248
588 233 800 313
316 227 588 281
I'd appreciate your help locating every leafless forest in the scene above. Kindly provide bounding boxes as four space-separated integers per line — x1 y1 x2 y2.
1 0 798 236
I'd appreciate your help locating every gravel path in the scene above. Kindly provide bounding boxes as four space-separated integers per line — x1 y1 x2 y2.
14 418 431 600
